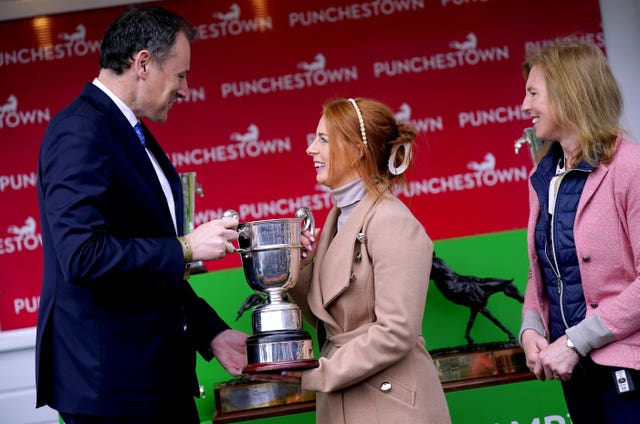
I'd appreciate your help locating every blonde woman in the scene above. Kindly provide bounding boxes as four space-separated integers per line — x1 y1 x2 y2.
519 39 640 423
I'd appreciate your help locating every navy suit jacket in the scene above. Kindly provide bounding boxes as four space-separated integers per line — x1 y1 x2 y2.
35 83 229 416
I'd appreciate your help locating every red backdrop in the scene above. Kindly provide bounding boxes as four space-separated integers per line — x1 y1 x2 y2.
0 0 603 330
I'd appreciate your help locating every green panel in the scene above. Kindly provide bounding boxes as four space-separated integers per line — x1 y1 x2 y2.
446 379 568 423
425 229 530 350
191 229 570 423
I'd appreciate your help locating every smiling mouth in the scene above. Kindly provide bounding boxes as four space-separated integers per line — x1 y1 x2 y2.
313 161 325 172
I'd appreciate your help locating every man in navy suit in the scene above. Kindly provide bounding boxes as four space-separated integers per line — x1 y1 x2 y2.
35 7 247 423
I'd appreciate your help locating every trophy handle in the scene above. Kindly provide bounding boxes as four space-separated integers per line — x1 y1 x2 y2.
222 209 239 220
222 209 246 253
514 127 545 164
295 207 315 236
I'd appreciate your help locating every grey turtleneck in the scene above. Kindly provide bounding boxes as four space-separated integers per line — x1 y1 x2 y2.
332 179 367 231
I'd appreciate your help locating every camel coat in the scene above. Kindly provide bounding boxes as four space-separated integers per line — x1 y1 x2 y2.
289 191 451 424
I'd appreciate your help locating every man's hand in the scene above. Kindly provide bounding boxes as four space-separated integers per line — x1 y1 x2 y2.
211 329 248 376
186 216 238 261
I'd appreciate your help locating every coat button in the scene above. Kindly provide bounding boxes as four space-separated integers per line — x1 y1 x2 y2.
354 251 362 263
380 382 392 392
590 303 598 308
582 256 591 262
350 272 356 282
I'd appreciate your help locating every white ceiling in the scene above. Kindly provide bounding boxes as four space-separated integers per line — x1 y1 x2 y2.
0 0 155 22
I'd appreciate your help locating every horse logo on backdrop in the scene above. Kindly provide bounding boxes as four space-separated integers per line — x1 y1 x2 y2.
297 53 326 72
0 94 50 129
213 3 240 21
7 217 36 237
393 102 444 134
450 32 477 51
0 95 17 115
58 24 86 43
0 22 99 68
230 124 259 144
220 51 356 98
394 103 412 123
467 153 496 172
2 216 41 255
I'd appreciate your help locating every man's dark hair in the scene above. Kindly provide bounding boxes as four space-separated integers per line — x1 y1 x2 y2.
99 6 196 74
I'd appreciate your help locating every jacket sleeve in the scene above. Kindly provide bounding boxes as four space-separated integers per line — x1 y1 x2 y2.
519 170 548 342
567 142 640 355
182 282 230 361
38 113 185 287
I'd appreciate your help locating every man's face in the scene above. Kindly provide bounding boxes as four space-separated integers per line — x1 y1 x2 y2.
139 32 190 122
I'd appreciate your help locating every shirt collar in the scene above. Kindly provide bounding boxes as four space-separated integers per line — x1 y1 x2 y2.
92 77 138 127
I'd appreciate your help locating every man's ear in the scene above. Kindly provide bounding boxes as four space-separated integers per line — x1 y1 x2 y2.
133 50 151 78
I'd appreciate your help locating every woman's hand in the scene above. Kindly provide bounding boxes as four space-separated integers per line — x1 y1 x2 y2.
300 228 320 268
537 335 580 381
521 329 549 380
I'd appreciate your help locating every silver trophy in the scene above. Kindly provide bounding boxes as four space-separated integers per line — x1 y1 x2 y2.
180 172 207 274
224 207 319 373
514 127 545 165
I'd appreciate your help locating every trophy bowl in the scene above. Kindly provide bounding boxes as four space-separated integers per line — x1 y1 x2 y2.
224 207 319 373
236 218 301 294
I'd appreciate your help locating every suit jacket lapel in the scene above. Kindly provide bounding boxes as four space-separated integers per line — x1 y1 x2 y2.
139 122 184 235
82 84 181 235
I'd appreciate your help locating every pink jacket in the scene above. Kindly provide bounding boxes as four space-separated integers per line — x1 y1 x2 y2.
522 136 640 369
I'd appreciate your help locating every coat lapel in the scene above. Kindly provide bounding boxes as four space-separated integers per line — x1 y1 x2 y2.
577 162 607 219
316 193 379 308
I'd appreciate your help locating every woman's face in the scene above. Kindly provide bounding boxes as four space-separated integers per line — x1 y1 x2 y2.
522 65 561 142
306 115 359 189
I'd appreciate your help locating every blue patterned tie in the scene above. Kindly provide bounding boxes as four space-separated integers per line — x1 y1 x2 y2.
133 122 146 147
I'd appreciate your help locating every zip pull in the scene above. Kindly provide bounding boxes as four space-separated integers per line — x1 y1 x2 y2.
557 276 562 294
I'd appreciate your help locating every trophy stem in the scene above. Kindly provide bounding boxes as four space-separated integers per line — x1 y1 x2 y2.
265 287 286 305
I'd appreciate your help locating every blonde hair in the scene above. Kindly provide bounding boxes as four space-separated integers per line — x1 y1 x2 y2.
522 38 622 166
321 97 417 195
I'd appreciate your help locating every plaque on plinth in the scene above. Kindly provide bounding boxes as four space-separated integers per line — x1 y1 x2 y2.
213 377 315 414
212 377 316 423
431 343 532 391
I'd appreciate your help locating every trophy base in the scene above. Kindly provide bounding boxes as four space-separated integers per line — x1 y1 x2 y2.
430 342 531 388
244 330 318 374
243 359 319 374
